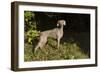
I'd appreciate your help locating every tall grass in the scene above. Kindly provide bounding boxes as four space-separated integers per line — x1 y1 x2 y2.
24 38 88 61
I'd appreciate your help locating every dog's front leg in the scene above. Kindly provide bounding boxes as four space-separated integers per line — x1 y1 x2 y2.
57 38 60 49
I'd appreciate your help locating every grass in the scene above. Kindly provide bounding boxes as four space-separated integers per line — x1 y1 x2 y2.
24 37 89 61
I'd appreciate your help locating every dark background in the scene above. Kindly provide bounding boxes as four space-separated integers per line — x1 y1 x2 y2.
34 12 90 32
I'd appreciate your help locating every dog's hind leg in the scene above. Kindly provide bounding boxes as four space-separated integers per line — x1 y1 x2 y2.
34 37 47 53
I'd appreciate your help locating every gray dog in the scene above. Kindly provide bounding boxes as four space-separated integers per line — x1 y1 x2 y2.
34 20 66 53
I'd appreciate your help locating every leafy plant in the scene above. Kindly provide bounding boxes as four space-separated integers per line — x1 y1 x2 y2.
26 30 39 44
24 11 39 44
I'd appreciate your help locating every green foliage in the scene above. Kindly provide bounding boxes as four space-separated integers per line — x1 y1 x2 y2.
24 43 33 61
24 11 39 44
25 11 37 30
24 38 88 61
24 11 35 21
26 30 39 44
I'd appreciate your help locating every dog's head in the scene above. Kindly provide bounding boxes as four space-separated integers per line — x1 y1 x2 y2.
57 20 66 26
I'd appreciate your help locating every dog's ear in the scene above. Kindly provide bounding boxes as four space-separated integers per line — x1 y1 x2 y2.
64 21 66 25
57 20 60 26
57 23 59 26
